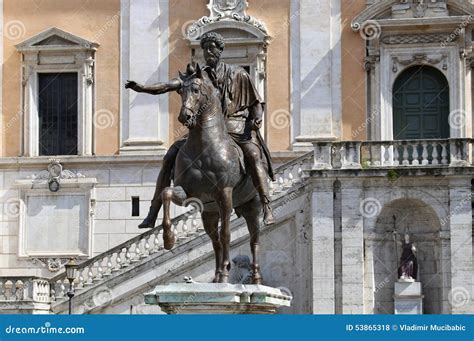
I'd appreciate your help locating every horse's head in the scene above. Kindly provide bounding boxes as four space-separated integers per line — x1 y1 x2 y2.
178 63 218 129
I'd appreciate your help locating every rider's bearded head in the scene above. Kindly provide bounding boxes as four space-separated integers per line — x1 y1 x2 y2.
200 32 225 67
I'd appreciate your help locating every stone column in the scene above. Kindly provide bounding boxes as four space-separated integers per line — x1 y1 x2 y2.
291 0 341 151
120 0 169 155
448 177 474 314
340 178 365 313
311 179 335 313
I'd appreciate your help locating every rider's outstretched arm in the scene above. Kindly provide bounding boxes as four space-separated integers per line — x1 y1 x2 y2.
125 78 182 95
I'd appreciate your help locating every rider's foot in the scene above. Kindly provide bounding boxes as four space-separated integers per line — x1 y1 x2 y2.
138 206 159 229
263 204 275 225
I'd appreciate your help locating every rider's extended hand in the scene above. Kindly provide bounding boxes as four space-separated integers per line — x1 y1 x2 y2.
125 80 143 92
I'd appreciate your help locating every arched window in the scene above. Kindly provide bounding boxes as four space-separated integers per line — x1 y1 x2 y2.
393 66 449 140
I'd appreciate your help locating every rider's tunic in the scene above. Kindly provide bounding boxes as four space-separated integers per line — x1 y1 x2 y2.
173 62 274 180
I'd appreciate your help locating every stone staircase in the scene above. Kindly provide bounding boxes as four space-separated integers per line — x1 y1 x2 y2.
46 151 313 314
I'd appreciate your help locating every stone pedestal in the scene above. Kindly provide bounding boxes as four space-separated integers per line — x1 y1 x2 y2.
144 282 292 314
393 281 423 314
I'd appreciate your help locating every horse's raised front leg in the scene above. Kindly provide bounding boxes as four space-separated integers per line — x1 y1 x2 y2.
161 186 187 250
201 211 222 283
217 187 233 283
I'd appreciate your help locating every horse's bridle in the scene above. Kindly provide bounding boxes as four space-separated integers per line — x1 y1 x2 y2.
181 79 217 124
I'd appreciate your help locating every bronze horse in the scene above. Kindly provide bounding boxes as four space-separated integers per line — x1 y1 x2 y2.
161 64 263 284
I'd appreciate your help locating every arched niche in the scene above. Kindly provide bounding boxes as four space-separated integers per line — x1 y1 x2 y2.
368 198 446 314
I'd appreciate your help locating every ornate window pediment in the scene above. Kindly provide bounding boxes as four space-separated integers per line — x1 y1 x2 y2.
352 0 474 30
186 0 269 44
16 27 98 52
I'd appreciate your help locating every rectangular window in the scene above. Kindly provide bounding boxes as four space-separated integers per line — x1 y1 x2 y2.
38 73 78 155
131 196 140 216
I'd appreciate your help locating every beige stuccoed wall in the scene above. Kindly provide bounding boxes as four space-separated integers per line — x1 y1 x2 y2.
341 0 367 140
168 0 291 152
248 0 291 151
168 0 208 146
2 0 120 157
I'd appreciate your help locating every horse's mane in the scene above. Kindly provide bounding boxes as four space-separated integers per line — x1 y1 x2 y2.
179 63 217 89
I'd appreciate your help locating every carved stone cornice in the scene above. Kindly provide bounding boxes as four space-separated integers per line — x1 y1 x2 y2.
28 159 85 181
392 1 449 19
207 0 248 19
391 53 448 72
352 0 474 32
351 0 397 31
19 159 88 192
382 33 454 45
187 0 268 40
32 258 71 272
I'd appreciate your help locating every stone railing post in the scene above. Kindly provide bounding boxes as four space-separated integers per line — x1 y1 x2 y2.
312 140 334 170
32 279 51 303
338 141 362 169
0 277 52 314
449 138 472 167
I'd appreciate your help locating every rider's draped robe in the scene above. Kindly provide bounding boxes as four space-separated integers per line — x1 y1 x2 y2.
203 62 275 180
398 241 418 280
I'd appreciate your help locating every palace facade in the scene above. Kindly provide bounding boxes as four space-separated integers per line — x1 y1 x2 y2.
0 0 473 314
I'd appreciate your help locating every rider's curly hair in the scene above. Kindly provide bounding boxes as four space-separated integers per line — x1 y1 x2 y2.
199 32 225 51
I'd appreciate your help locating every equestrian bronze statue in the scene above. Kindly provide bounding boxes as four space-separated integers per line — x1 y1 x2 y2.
125 32 274 284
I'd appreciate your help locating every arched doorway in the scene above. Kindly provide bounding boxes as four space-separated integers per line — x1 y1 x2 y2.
393 66 449 139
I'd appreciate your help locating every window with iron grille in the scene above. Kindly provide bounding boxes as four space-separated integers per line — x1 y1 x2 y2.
38 73 78 155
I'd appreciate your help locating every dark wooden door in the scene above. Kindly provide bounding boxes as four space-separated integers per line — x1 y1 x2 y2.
38 73 78 155
393 66 449 140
